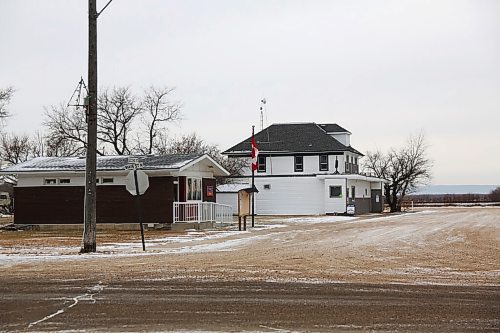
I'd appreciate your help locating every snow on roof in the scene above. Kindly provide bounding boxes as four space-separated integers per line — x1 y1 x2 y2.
216 183 251 193
0 154 203 173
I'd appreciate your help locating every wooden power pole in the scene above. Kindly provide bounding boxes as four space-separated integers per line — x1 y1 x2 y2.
81 0 98 253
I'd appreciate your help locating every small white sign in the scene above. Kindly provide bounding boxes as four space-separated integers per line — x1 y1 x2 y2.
126 170 149 196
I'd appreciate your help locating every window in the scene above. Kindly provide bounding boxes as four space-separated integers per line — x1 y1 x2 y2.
346 155 350 163
44 179 57 185
59 179 71 184
354 157 358 165
346 187 350 198
329 186 342 198
187 177 202 201
264 184 271 190
319 155 328 171
258 156 266 173
102 178 114 184
294 156 303 172
351 186 356 200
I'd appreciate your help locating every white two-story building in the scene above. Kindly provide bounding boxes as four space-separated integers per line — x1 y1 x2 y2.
221 123 386 215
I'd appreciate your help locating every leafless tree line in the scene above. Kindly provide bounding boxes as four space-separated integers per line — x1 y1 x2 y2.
403 193 494 204
0 86 245 180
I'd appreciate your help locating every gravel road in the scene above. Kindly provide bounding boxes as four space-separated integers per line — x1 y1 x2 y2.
1 207 499 332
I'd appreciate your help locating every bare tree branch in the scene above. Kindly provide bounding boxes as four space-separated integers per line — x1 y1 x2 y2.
43 104 88 156
363 132 432 212
141 86 182 154
97 87 142 155
0 86 15 122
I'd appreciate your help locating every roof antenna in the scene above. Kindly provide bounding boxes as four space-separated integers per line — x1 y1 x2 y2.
68 77 89 111
259 98 267 131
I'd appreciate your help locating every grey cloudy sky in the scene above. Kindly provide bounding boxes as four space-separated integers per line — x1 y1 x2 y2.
1 0 499 185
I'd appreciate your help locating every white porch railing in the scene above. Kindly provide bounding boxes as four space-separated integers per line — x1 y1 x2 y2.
173 202 233 224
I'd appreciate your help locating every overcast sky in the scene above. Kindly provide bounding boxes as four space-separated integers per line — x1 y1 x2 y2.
1 0 499 185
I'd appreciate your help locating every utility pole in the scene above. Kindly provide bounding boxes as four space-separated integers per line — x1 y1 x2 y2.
81 0 98 253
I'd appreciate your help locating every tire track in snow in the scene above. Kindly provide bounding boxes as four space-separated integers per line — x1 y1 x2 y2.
27 282 105 329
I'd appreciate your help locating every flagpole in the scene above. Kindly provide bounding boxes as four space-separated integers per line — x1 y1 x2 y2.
251 125 255 228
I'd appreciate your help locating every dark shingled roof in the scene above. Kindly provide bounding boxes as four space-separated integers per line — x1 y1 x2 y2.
318 123 350 134
223 123 363 156
1 154 203 173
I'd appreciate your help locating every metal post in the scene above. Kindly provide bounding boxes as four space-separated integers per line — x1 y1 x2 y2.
134 169 146 251
82 0 98 253
251 126 255 228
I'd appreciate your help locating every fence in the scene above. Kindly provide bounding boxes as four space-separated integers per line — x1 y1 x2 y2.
173 202 233 224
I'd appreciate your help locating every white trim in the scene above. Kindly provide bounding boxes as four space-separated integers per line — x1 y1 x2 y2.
316 174 388 183
179 154 230 176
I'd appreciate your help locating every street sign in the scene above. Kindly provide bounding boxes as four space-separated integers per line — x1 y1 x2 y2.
126 170 149 196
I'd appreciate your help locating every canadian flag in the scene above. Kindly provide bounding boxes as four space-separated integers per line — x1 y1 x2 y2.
251 135 259 171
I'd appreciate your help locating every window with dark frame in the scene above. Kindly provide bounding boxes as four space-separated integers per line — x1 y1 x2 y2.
44 179 57 185
59 179 71 184
351 186 356 201
187 177 202 201
294 155 303 172
329 186 342 198
319 155 328 171
258 156 266 173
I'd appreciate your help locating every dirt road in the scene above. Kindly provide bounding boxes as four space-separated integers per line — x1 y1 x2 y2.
0 207 499 331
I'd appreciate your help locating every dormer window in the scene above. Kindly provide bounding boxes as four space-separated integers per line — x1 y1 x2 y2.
319 155 328 171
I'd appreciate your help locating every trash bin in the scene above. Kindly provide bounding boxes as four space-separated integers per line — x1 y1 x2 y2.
346 204 355 215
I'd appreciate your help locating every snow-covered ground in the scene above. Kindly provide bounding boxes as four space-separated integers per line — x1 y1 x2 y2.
1 208 499 286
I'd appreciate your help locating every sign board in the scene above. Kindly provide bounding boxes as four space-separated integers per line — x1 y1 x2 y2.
206 185 214 197
126 170 149 196
346 204 355 215
238 189 251 217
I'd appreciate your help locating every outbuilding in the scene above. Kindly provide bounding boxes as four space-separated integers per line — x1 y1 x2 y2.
1 154 230 227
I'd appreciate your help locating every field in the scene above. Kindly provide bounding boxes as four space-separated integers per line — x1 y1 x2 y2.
0 207 499 332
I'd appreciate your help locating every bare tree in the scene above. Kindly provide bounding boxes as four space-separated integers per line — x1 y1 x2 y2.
0 86 14 121
43 104 88 156
0 133 32 165
167 133 245 183
140 86 181 154
97 87 142 155
43 85 182 156
490 187 500 202
364 133 432 212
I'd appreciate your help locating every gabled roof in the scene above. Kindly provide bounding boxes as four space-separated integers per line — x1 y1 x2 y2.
223 123 363 156
0 154 230 176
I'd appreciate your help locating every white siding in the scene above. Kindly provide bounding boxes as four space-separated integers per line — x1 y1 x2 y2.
254 176 324 215
347 179 372 199
216 192 239 215
17 173 129 187
324 178 347 214
332 133 351 146
241 155 347 176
